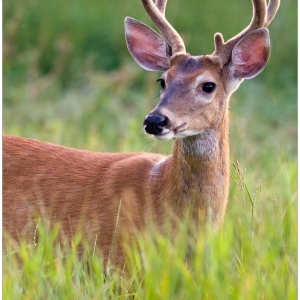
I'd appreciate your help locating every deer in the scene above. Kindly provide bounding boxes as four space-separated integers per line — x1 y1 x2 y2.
3 0 280 266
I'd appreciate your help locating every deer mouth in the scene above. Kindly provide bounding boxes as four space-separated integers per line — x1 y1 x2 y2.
154 122 187 140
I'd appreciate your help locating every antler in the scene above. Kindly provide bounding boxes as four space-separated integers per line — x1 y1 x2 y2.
141 0 186 56
213 0 280 65
155 0 167 14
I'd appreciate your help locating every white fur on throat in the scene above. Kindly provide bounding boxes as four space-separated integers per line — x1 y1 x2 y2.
181 130 219 157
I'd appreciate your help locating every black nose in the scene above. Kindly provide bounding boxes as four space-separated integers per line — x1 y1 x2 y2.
143 114 168 135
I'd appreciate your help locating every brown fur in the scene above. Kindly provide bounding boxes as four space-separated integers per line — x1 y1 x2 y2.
3 92 229 265
2 51 256 267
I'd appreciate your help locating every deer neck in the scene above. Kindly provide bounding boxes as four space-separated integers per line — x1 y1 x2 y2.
161 111 229 224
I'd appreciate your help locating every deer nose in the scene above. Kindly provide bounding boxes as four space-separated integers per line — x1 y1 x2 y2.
143 114 168 135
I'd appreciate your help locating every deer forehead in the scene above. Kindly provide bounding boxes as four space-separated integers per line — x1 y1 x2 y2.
165 55 222 86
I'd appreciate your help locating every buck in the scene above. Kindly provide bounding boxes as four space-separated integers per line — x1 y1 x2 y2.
3 0 279 265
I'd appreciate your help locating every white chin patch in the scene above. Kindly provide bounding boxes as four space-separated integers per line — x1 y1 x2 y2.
154 131 174 140
154 129 201 140
173 129 201 139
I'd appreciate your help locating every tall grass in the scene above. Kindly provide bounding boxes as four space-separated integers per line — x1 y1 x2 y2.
4 161 297 299
3 0 297 298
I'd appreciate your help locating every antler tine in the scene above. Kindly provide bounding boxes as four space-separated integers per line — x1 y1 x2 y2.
155 0 167 14
264 0 280 26
213 0 267 58
141 0 186 56
213 0 280 65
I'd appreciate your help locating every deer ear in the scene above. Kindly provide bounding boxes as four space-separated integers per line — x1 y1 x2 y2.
125 17 171 71
230 28 270 79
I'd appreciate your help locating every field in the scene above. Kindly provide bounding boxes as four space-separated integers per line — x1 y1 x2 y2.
3 0 297 299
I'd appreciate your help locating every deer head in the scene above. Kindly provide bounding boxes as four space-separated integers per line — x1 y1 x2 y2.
125 0 280 141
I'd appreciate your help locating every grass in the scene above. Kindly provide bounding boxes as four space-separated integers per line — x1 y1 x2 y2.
3 0 297 298
3 164 297 299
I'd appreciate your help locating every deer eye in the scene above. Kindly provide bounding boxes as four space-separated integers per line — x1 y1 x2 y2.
202 82 216 93
156 78 166 89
